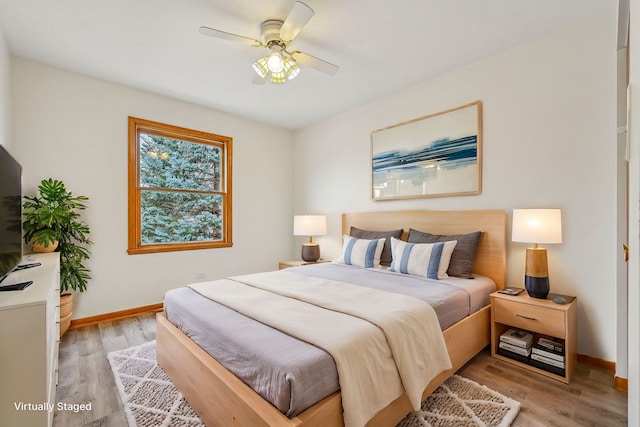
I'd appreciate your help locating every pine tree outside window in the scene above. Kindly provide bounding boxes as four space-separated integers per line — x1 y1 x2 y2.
128 117 232 254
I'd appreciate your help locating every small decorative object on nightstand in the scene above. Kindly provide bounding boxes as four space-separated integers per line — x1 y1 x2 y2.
490 289 577 383
293 215 327 262
512 209 562 299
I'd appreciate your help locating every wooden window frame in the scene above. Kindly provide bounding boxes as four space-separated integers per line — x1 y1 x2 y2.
127 117 232 254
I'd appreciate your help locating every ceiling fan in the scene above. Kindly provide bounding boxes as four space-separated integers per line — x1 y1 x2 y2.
199 1 339 84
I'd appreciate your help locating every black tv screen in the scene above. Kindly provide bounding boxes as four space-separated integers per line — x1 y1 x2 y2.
0 145 22 283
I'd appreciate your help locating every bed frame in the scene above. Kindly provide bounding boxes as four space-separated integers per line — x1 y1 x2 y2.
157 209 506 427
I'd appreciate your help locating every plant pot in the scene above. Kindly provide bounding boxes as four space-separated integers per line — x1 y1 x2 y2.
60 293 73 337
32 240 59 253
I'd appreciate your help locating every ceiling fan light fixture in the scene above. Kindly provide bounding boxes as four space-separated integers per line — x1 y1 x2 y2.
252 56 269 78
267 50 285 73
200 2 340 85
283 57 300 80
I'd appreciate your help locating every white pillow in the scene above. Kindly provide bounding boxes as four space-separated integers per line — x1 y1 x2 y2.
336 236 386 268
389 237 457 279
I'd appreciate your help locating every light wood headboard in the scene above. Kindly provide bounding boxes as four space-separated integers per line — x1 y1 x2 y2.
342 209 506 289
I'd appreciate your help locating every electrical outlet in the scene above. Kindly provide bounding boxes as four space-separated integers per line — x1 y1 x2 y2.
195 272 206 280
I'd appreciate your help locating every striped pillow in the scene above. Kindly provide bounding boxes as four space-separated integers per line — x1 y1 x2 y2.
337 236 386 268
389 237 457 279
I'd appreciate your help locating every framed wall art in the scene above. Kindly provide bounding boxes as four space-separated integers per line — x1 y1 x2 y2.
371 101 482 200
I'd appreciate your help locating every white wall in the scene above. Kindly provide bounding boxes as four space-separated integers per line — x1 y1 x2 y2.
293 12 618 361
0 24 10 149
11 58 294 319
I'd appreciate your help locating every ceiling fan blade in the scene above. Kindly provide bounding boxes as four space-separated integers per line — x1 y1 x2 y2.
279 1 315 42
291 51 339 76
199 26 263 47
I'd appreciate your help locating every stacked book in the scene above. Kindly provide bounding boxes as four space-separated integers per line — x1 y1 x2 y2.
498 329 533 363
530 338 565 376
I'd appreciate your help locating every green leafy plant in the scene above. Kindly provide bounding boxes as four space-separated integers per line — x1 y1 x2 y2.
22 178 92 292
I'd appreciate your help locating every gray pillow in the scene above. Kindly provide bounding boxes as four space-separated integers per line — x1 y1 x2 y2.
349 227 403 266
407 229 482 279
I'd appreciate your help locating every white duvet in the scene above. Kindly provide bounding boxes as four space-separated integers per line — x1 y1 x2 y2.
189 270 452 427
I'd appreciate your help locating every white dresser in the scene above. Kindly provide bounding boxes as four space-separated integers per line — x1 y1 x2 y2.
0 252 61 427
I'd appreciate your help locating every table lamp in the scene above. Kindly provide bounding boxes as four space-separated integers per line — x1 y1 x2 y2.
512 209 562 299
293 215 327 262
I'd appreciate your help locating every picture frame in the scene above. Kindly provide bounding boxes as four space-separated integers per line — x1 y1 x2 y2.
371 101 482 200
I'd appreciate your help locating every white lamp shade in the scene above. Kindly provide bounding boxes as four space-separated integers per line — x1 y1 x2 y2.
512 209 562 244
283 57 300 80
252 56 269 78
293 215 327 237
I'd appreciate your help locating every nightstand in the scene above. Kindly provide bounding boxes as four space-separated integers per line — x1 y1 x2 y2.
278 259 330 270
490 290 577 383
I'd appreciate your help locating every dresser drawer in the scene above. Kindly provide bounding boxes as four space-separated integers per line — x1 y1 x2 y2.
493 298 565 337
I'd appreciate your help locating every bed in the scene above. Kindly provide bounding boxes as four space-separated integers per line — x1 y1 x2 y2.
157 209 506 427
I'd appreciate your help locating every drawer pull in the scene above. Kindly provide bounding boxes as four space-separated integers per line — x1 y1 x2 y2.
516 314 537 321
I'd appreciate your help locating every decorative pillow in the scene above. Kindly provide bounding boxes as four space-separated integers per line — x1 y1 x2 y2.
337 236 386 268
349 226 403 266
407 229 482 279
389 237 457 279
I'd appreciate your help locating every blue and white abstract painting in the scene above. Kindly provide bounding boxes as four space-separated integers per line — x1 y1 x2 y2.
371 102 482 200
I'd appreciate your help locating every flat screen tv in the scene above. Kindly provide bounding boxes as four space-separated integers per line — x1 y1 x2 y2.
0 145 22 283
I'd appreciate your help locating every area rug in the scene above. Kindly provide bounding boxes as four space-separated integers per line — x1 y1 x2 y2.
108 341 520 427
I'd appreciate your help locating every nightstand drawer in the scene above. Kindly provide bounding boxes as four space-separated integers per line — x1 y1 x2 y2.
493 298 565 337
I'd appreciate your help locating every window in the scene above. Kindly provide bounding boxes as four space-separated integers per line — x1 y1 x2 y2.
128 117 232 254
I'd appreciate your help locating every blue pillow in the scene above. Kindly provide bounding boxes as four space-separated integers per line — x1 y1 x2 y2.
337 236 386 268
389 237 457 279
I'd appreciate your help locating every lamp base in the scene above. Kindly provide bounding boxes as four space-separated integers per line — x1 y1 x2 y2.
301 243 320 262
525 275 550 299
524 247 550 299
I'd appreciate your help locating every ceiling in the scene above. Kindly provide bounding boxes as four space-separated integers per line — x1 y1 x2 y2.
0 0 612 130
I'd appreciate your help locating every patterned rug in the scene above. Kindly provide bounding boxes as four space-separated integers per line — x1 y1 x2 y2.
108 341 520 427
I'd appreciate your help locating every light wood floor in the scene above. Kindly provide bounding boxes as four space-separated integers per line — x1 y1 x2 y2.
53 313 628 427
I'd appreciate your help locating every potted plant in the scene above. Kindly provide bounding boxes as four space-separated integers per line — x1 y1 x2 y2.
22 178 92 336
